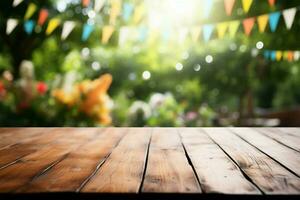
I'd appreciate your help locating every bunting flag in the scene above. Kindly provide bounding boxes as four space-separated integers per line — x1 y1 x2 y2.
268 0 276 7
287 51 294 62
203 0 214 18
257 14 269 33
133 4 145 24
110 0 122 24
46 18 60 35
102 26 115 44
119 27 130 45
123 3 134 21
294 51 300 61
82 23 94 41
178 28 189 44
190 27 201 42
61 21 76 40
82 0 90 7
138 25 148 42
228 20 240 38
242 0 253 13
269 12 281 32
13 0 24 7
243 17 255 36
38 9 49 26
270 51 276 61
202 24 214 42
283 8 297 30
24 20 35 35
24 3 37 20
94 0 106 12
6 19 18 35
224 0 236 16
276 51 282 61
217 22 228 39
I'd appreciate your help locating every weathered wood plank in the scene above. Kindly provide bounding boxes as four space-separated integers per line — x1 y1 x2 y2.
0 128 100 192
231 128 300 177
81 128 151 193
142 128 201 193
204 128 300 194
257 128 300 152
180 128 260 194
17 128 125 192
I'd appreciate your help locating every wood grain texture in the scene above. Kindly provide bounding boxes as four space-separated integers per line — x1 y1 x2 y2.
180 128 260 194
142 128 201 193
81 128 151 193
231 128 300 177
204 128 300 194
0 128 100 192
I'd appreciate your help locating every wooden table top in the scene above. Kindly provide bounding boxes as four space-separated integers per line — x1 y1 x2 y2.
0 128 299 199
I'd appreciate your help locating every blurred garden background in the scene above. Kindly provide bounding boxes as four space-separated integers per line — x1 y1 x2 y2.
1 0 300 127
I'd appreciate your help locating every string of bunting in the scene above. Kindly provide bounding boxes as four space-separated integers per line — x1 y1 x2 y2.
7 0 299 44
263 50 300 62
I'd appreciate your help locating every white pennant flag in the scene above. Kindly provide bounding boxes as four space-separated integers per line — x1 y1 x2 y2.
61 21 76 40
283 8 297 29
13 0 24 7
94 0 106 12
6 19 18 35
119 27 131 46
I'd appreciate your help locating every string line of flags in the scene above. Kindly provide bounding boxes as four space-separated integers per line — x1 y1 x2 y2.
263 50 300 62
6 0 299 44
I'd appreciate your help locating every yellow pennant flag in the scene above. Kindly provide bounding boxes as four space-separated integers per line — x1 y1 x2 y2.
102 26 115 44
24 3 37 19
242 0 253 13
46 18 61 35
133 4 145 24
217 22 228 39
190 27 201 42
110 0 121 24
276 51 282 61
257 14 269 33
228 20 240 38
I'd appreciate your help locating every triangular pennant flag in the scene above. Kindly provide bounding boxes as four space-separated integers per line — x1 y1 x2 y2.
269 12 281 32
287 51 294 62
190 27 201 42
203 0 214 18
138 26 148 42
270 51 276 61
283 51 289 60
268 0 276 7
217 22 228 39
202 24 214 42
224 0 235 16
24 3 37 20
46 18 60 35
257 14 269 33
82 23 94 41
242 0 253 13
283 8 297 30
133 4 145 24
94 0 106 12
178 28 189 44
110 0 122 24
119 27 130 45
264 50 270 59
228 20 240 37
243 17 255 36
294 51 300 61
276 51 282 61
82 0 90 7
61 21 76 40
38 9 49 26
13 0 23 7
123 3 134 21
24 20 35 35
102 26 115 44
6 19 18 35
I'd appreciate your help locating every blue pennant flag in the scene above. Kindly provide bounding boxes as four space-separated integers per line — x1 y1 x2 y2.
24 20 35 35
138 26 148 42
203 0 213 18
123 3 134 22
270 51 276 61
264 50 270 59
203 24 214 42
82 23 94 41
269 12 281 32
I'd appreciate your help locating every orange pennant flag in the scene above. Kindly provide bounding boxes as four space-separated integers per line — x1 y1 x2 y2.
287 51 294 62
82 0 90 7
243 17 255 36
257 14 268 33
268 0 276 7
38 9 48 26
224 0 235 16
